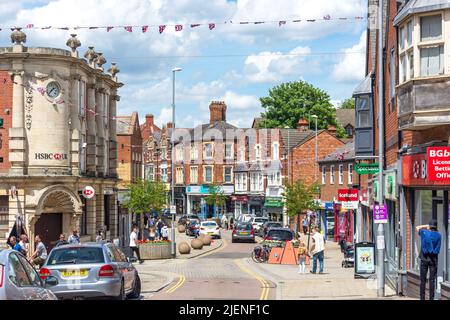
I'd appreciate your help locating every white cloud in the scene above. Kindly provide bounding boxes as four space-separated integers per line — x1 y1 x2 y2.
332 31 366 82
220 91 260 110
244 46 313 83
155 107 172 126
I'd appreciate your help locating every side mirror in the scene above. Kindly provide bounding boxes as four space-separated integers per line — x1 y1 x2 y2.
45 276 59 287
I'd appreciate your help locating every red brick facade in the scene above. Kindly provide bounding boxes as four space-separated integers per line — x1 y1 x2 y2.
0 71 12 172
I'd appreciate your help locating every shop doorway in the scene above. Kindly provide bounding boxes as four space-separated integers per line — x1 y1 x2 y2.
432 190 446 298
34 213 62 252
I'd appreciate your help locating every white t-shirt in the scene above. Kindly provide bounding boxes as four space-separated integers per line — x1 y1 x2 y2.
312 232 325 254
130 231 138 247
161 227 169 238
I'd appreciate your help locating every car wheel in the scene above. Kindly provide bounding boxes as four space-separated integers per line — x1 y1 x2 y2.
114 280 126 300
127 275 141 299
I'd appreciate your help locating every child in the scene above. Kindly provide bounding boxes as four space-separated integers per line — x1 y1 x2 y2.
297 241 308 274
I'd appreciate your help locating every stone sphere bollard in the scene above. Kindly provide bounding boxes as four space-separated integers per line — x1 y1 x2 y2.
198 234 205 240
177 225 186 233
178 241 191 254
191 238 204 250
201 235 212 246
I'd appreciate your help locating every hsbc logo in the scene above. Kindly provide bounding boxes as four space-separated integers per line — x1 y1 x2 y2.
35 153 68 160
412 160 427 179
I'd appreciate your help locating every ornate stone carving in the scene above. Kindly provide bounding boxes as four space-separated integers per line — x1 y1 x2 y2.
25 86 33 130
84 46 98 65
107 62 120 78
11 28 26 45
95 53 106 69
66 34 81 55
112 95 121 101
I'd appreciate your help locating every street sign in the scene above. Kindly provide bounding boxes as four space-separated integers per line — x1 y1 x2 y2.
427 147 450 181
374 204 387 223
355 163 380 175
82 186 95 199
170 205 176 214
337 189 359 202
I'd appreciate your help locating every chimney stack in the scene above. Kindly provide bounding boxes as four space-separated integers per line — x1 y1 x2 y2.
167 122 173 129
297 118 309 132
327 124 337 136
209 101 227 124
145 114 154 127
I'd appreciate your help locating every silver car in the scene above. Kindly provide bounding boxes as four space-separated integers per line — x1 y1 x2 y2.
0 249 57 300
41 242 141 300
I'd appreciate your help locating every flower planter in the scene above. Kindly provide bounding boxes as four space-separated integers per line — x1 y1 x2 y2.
138 242 174 260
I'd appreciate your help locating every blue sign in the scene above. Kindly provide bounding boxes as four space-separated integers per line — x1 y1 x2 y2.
325 202 334 210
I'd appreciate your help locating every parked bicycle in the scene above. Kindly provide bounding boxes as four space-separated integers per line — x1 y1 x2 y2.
251 244 271 263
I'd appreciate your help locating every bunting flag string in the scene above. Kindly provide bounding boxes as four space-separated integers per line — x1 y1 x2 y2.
3 15 366 35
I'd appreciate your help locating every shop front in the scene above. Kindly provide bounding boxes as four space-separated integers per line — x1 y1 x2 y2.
318 201 334 240
401 148 450 299
248 195 264 216
264 197 284 222
232 195 248 219
186 185 234 219
174 187 186 215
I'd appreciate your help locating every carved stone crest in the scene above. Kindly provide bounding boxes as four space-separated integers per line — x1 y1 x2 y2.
11 28 26 45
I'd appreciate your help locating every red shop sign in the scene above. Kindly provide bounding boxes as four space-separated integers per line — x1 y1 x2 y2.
337 189 359 202
427 147 450 181
402 153 448 186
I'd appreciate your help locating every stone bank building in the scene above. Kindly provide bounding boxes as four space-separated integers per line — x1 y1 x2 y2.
0 29 122 250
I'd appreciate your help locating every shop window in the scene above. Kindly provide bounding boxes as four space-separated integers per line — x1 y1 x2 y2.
0 196 8 226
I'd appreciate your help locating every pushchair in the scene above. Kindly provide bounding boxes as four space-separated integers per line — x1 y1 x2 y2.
338 239 354 268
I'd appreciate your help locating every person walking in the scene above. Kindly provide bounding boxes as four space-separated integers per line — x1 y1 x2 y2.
55 234 68 247
161 224 169 241
310 227 325 274
297 240 309 274
18 234 29 256
221 214 228 230
156 218 163 240
130 225 144 264
8 236 22 252
417 219 441 300
302 217 309 235
95 230 103 242
68 230 81 244
29 235 47 267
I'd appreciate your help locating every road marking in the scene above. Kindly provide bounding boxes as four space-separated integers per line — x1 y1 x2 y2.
234 259 270 300
165 274 186 294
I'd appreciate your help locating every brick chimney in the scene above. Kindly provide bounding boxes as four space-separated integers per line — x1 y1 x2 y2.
209 101 227 124
145 114 154 127
167 122 173 129
297 118 309 132
327 124 337 136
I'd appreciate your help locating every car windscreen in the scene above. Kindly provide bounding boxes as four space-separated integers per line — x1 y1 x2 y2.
202 222 217 227
255 218 267 223
236 224 252 230
267 230 293 240
267 223 282 227
47 247 105 265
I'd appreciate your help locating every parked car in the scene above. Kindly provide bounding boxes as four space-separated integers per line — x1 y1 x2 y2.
250 217 269 233
259 221 283 237
199 221 221 239
264 228 294 241
0 249 57 300
185 220 200 237
232 222 255 243
40 242 141 300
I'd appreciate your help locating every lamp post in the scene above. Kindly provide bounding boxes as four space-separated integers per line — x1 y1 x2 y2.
284 126 290 227
171 67 182 256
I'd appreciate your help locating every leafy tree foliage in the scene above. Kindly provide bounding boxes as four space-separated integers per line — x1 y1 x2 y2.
204 184 227 217
339 98 355 109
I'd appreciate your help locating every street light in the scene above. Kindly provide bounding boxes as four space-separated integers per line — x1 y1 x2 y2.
171 67 182 257
284 126 290 227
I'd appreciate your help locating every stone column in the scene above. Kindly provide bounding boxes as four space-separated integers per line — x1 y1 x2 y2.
95 88 105 175
109 93 118 177
9 70 26 175
109 192 118 239
86 82 97 175
95 188 104 232
86 195 97 238
70 75 81 175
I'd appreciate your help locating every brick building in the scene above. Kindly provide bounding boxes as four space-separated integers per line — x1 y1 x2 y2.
0 31 121 250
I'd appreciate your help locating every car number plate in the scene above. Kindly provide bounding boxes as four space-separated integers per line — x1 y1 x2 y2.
62 269 88 277
240 232 249 235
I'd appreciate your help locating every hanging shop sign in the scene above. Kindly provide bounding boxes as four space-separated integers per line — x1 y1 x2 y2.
355 163 380 175
427 147 450 181
374 203 387 223
384 171 397 200
82 186 95 199
341 201 358 210
337 189 359 202
264 197 284 208
354 242 376 278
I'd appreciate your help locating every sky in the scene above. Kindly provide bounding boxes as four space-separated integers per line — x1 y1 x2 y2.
0 0 367 128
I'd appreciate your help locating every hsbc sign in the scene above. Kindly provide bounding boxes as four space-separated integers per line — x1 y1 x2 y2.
35 153 68 160
82 186 95 199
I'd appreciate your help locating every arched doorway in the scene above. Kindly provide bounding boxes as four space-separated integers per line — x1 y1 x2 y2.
33 187 83 251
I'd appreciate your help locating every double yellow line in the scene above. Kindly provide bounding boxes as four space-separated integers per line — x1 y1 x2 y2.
234 259 270 300
165 274 186 294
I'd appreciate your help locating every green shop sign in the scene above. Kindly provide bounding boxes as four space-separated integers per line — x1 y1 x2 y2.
355 163 380 175
264 197 284 207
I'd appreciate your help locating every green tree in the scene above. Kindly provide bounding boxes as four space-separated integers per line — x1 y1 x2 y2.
339 98 355 109
122 180 167 239
283 180 320 235
257 81 339 131
204 184 226 218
